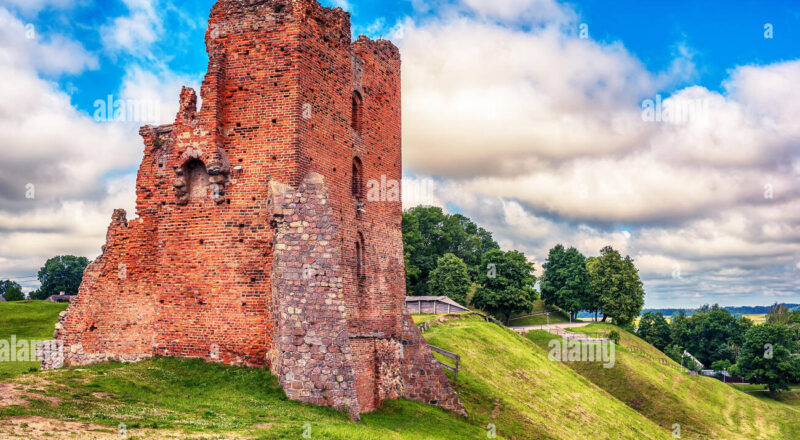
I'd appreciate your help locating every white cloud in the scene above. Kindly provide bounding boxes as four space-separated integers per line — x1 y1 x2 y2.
0 8 97 75
460 0 575 24
397 7 800 307
0 0 75 17
100 0 162 55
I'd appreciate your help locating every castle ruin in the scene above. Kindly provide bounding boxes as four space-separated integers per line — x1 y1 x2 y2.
42 0 465 420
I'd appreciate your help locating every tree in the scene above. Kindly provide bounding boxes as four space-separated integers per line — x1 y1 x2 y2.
637 312 671 351
583 257 602 321
427 253 471 306
766 303 792 325
0 280 22 297
668 305 750 368
540 245 590 320
733 323 800 395
471 249 537 324
711 359 731 372
589 246 645 326
402 207 499 296
32 255 90 300
3 284 24 301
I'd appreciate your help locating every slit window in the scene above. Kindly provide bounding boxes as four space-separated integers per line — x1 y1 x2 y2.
351 91 363 133
352 157 364 200
356 233 366 291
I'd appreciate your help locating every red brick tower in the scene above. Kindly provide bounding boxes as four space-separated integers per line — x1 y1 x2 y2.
44 0 465 419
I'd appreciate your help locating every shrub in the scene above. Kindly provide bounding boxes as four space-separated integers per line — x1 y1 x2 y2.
608 330 621 345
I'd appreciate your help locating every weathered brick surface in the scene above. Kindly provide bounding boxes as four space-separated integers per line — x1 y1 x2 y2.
45 0 465 418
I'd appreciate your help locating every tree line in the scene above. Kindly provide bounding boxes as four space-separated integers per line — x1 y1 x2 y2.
403 207 645 326
637 304 800 394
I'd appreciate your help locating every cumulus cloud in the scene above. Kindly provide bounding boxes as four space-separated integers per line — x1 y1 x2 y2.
0 8 97 75
0 7 187 290
398 6 800 307
100 0 162 55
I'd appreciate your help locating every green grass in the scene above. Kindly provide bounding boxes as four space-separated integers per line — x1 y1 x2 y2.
526 323 800 439
411 314 441 324
0 301 68 380
423 316 670 439
508 300 570 326
0 357 491 439
2 301 794 439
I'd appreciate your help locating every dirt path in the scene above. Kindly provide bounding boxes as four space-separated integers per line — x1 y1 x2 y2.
510 321 592 334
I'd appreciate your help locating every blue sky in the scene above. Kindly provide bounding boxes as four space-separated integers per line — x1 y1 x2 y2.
1 0 798 308
33 0 800 116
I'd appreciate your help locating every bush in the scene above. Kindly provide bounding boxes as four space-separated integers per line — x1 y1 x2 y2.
608 330 621 345
3 285 24 301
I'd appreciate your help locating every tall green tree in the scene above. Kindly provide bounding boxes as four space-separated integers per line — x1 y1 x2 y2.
732 323 800 395
32 255 90 300
589 246 645 326
427 253 471 306
637 312 671 351
402 207 498 295
583 257 602 320
540 245 589 320
669 305 752 367
471 249 537 324
2 283 24 301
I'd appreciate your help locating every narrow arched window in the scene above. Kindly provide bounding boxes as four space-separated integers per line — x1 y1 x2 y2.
351 157 364 201
351 91 363 133
356 233 366 291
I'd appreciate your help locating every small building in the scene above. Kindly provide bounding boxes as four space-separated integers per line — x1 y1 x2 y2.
0 295 6 302
46 295 73 303
406 296 469 315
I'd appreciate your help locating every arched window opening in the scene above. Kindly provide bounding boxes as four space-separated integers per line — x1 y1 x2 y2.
351 157 364 201
351 91 363 133
183 159 210 201
356 233 366 292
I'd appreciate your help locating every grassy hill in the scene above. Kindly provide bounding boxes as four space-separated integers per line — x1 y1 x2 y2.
423 316 670 440
1 302 796 439
526 323 800 439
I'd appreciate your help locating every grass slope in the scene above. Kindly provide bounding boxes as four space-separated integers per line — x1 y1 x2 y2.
0 301 68 380
0 357 491 439
423 316 670 440
0 303 490 439
526 323 800 439
3 302 790 439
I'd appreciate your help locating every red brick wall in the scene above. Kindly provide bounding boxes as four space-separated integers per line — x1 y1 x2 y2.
50 0 464 419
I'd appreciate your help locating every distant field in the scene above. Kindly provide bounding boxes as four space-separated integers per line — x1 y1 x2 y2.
0 301 68 380
741 314 766 323
636 314 767 325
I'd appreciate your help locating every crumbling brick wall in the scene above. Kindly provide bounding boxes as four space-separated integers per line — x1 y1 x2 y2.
44 0 465 419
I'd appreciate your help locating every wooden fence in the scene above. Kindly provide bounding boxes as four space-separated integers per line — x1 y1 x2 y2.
430 345 461 381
